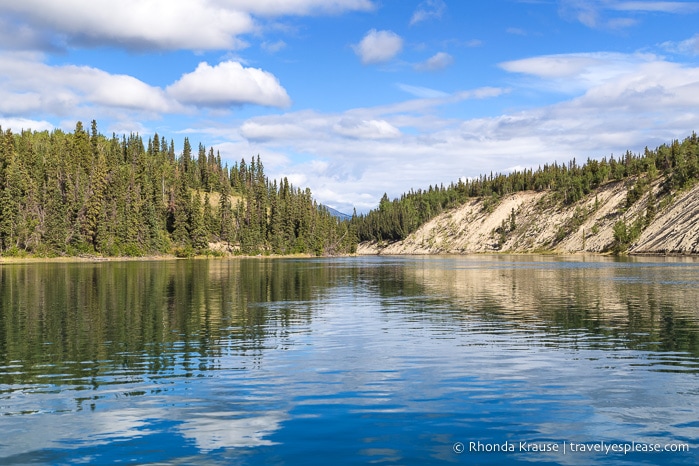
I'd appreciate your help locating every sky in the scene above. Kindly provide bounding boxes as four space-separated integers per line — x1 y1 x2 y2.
2 0 699 214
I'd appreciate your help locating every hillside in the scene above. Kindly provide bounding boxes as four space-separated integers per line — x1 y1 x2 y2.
358 175 699 255
0 122 357 258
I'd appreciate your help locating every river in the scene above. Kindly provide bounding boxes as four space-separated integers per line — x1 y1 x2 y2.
1 256 698 465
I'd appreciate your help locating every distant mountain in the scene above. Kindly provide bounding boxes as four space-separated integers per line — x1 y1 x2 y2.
321 205 352 221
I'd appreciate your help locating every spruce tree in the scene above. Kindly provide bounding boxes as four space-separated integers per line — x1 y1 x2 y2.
189 193 208 251
172 170 191 246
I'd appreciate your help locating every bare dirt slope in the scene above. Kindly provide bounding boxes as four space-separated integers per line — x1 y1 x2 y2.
358 177 699 256
632 183 699 254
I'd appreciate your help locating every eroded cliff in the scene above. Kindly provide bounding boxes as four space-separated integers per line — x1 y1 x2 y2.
358 177 699 255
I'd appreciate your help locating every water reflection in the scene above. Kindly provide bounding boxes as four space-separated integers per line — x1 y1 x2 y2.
1 256 698 464
0 259 333 463
392 255 699 362
0 260 333 388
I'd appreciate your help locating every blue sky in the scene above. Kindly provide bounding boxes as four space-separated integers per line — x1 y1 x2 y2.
2 1 699 213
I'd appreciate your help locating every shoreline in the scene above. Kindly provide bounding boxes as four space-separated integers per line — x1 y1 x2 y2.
2 250 698 265
0 252 325 264
357 251 699 259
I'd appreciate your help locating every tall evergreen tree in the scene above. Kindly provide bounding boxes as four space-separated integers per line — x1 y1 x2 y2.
0 121 358 257
172 170 191 246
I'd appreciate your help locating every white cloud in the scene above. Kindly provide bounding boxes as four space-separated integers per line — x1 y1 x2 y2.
661 34 699 55
410 0 447 25
501 53 612 79
396 83 449 99
0 117 54 133
241 120 313 142
499 53 699 126
0 0 375 52
559 0 699 29
0 91 42 114
559 0 601 28
574 61 699 111
499 52 657 94
612 1 699 13
87 71 175 111
229 88 511 213
218 52 699 214
0 53 290 124
353 29 403 65
0 0 252 51
415 52 454 71
226 0 375 16
333 118 401 139
167 61 291 108
240 110 330 142
105 120 151 136
0 52 179 116
0 17 55 51
261 40 287 53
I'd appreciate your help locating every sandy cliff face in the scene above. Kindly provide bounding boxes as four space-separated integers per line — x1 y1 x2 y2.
357 177 699 255
632 185 699 254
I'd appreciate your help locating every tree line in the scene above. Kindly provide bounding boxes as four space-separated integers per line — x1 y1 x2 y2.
0 121 357 257
352 133 699 244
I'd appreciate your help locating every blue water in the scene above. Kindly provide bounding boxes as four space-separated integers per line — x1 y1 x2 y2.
1 256 698 465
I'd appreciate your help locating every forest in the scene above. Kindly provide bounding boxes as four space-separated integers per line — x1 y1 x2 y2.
0 121 357 257
4 122 699 258
352 133 699 247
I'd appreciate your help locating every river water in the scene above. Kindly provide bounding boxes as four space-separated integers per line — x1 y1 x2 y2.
1 256 698 465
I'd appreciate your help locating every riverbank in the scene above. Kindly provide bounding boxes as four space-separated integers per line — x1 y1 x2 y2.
0 254 177 264
0 252 321 264
358 176 699 256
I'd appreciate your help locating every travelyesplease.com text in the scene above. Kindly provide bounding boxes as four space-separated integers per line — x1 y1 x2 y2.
453 440 690 455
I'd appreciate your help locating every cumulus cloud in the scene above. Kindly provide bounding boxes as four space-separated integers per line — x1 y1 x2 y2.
353 29 403 64
230 88 511 213
410 0 446 25
415 52 454 71
333 118 401 139
0 53 290 124
500 52 699 116
573 61 699 111
241 120 313 142
88 72 175 111
166 61 291 108
0 91 42 115
0 117 54 133
220 52 699 214
0 0 375 52
0 17 57 51
0 0 252 51
0 52 178 116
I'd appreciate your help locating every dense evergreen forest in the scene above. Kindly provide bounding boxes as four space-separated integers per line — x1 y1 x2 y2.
352 133 699 246
4 122 698 258
0 121 357 257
